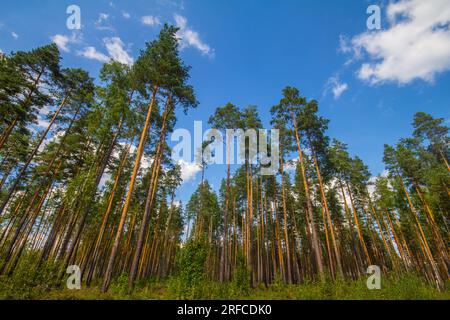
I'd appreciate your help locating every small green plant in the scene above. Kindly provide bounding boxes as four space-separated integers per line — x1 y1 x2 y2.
230 254 250 298
109 273 130 296
169 238 207 299
0 253 62 299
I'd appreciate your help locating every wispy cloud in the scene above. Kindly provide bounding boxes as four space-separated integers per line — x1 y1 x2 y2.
173 200 182 208
343 0 450 84
77 46 110 63
52 35 70 52
141 15 161 26
338 34 351 54
367 170 390 198
122 11 131 19
174 14 214 57
36 105 51 129
51 32 82 53
97 13 109 23
39 130 65 152
104 37 133 65
95 12 114 31
157 0 185 10
332 82 348 99
285 157 299 171
177 159 201 183
325 76 348 99
77 37 133 65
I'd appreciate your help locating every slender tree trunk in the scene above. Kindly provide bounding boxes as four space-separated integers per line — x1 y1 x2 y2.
128 97 171 288
292 114 324 279
439 149 450 171
101 87 158 293
273 200 285 280
312 153 343 279
85 142 130 285
279 152 292 283
345 181 372 266
399 175 444 289
0 67 44 151
0 95 68 215
220 136 231 282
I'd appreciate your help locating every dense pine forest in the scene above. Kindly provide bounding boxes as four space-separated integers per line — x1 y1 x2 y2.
0 25 449 299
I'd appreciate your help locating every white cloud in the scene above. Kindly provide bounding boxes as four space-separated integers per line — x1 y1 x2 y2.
338 34 351 54
174 14 214 57
104 37 133 65
285 157 299 171
99 13 109 22
123 11 131 19
77 46 110 63
140 154 154 170
95 12 114 31
339 34 359 66
325 76 348 99
98 172 112 191
177 159 201 183
11 32 18 39
77 37 133 65
173 200 182 208
368 170 390 198
347 0 450 84
332 82 348 99
51 32 83 53
36 105 52 129
141 15 161 26
39 130 65 152
52 34 70 52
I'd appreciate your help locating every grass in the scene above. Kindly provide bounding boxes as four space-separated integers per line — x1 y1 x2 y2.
1 272 448 300
0 255 447 299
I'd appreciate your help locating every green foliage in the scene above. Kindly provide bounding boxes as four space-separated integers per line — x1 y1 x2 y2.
108 273 131 296
229 254 250 298
0 253 62 299
169 239 208 299
1 31 449 302
2 273 446 300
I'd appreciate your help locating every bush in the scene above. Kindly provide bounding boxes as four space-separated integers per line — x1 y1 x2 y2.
0 252 62 299
168 239 207 299
229 254 250 298
109 273 130 296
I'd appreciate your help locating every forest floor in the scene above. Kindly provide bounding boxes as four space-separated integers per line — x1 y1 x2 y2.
1 273 449 300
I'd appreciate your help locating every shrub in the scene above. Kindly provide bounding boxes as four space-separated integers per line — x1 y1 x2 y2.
168 238 207 299
229 254 250 298
0 252 62 299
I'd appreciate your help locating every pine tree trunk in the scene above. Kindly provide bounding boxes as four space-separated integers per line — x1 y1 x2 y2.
101 87 158 293
399 176 444 289
0 67 44 151
292 114 324 279
0 95 68 215
279 152 292 283
85 142 130 285
128 97 171 288
312 155 343 278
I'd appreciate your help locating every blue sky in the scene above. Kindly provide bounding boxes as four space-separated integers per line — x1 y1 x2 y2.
1 0 449 205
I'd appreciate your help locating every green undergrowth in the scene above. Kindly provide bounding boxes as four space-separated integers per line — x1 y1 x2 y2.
1 273 448 300
0 253 448 300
